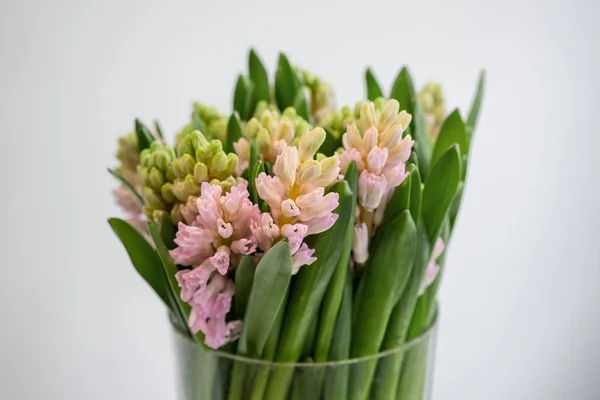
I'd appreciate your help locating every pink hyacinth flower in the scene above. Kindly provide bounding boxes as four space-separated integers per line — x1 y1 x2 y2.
291 243 317 274
358 170 388 211
419 238 445 295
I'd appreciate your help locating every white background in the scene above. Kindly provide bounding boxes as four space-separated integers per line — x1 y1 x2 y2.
1 0 599 399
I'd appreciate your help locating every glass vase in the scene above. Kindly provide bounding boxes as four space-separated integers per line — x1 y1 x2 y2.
172 318 438 400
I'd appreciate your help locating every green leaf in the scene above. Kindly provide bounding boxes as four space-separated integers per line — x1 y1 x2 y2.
449 182 464 232
248 160 265 207
274 52 300 111
313 163 358 362
108 218 171 309
466 70 486 142
390 67 431 178
265 178 356 399
376 164 412 239
349 210 418 400
238 240 292 358
153 120 164 139
409 165 423 223
191 110 206 133
412 100 432 178
248 49 270 105
233 256 258 319
135 119 155 152
371 221 430 400
365 68 384 100
318 128 342 156
422 145 461 242
431 109 468 168
322 274 352 400
233 74 254 121
226 112 243 154
107 168 144 205
156 212 176 250
148 221 197 341
293 87 312 123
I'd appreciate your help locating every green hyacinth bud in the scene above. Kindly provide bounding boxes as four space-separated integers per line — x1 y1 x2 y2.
148 167 165 191
193 162 209 183
115 132 139 172
142 187 166 211
210 151 229 177
246 118 261 139
160 182 175 204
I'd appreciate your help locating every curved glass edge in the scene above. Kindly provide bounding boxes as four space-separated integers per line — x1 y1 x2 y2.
172 306 439 368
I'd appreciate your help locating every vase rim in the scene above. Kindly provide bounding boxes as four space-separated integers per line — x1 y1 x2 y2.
173 308 438 368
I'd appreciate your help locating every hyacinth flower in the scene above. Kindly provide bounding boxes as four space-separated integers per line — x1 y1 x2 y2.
419 237 445 295
253 127 340 274
339 99 414 264
233 107 312 175
417 82 446 140
138 130 242 223
171 182 260 348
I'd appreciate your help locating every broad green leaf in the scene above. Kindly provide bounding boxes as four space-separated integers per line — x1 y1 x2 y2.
248 48 270 105
322 274 352 400
349 211 417 400
153 120 164 139
318 128 342 157
225 112 243 154
135 119 154 152
246 290 288 400
371 221 431 400
274 52 300 111
390 67 416 116
365 68 384 100
107 168 144 205
422 145 461 242
293 87 312 123
265 179 356 399
148 222 197 341
108 218 171 309
233 256 258 319
466 70 486 142
233 74 254 121
238 240 292 358
191 110 206 134
313 163 357 362
431 109 468 168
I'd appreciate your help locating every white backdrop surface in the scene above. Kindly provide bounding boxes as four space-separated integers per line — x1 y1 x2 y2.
1 0 599 399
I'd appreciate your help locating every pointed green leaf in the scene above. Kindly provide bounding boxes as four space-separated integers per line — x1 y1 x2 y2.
108 168 144 205
249 49 270 104
233 74 254 121
274 52 300 110
422 145 461 242
466 70 486 141
234 256 258 319
148 221 198 341
390 67 431 178
135 119 154 152
238 240 292 358
431 109 468 168
225 112 243 154
108 218 170 308
293 87 312 123
448 182 464 232
249 160 265 207
153 120 164 139
365 68 384 100
409 165 423 223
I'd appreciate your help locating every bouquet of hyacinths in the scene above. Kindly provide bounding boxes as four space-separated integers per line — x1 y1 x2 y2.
108 49 484 400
